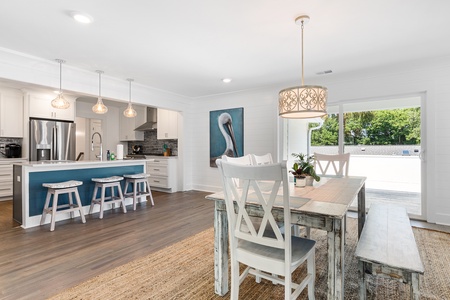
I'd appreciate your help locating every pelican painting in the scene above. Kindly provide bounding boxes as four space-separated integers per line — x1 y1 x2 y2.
209 107 244 167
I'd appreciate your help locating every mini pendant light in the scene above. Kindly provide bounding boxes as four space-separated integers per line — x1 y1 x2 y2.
278 15 328 119
123 78 137 118
92 70 108 114
51 59 71 109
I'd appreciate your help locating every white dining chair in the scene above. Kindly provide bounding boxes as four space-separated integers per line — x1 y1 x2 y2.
313 152 350 177
216 159 316 300
221 154 253 188
314 152 351 243
221 154 253 165
250 153 273 165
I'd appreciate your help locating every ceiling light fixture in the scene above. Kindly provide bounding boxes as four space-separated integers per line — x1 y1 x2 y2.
71 12 94 24
51 59 71 109
222 78 232 83
92 70 108 114
123 78 137 118
278 15 328 119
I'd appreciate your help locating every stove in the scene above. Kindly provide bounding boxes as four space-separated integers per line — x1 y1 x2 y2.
126 153 165 159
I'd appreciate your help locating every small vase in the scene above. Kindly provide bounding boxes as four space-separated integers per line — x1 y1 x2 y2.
295 176 306 187
305 176 314 186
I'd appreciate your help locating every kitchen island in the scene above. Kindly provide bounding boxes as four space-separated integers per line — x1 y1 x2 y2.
13 159 147 229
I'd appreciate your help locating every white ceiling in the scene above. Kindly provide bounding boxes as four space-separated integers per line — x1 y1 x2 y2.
1 0 449 98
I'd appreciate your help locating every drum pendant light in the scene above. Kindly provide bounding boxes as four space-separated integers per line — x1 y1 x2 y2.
92 70 108 114
123 78 137 118
278 15 328 119
51 59 71 109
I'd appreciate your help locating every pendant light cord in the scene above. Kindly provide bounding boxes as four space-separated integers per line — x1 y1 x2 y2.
127 78 133 103
301 20 304 86
98 72 102 97
59 61 62 92
55 59 65 93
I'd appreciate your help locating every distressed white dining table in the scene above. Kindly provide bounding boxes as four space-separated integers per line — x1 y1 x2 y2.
205 176 366 300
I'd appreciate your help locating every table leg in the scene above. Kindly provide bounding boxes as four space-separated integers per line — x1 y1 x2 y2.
214 201 229 296
411 272 420 300
358 183 366 239
327 217 345 299
358 260 367 300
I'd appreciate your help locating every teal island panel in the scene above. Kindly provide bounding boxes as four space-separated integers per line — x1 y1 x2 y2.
28 165 143 216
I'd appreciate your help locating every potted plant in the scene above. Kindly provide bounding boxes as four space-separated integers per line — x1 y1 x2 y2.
290 153 320 186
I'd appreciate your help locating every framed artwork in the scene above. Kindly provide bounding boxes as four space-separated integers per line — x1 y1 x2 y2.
209 107 244 167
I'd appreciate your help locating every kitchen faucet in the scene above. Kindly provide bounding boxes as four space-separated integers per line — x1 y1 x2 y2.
91 132 103 161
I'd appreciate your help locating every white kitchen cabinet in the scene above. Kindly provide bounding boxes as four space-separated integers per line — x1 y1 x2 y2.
27 92 75 121
157 109 178 140
0 88 23 137
119 105 145 141
146 157 177 192
0 159 26 198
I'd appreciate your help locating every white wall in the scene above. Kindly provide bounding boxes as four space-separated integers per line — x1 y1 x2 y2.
186 87 278 192
189 56 450 225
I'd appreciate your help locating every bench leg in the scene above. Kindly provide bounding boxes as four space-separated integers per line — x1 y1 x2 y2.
74 189 86 224
68 192 74 219
411 272 420 300
40 190 52 225
89 184 99 215
50 192 59 232
358 260 367 300
133 181 138 210
146 180 154 206
117 183 127 214
99 186 106 219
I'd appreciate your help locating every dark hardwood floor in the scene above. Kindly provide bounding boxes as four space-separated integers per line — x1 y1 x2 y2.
0 191 215 300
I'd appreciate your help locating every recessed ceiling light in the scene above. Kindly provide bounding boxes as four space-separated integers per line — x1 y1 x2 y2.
222 78 232 83
70 11 94 24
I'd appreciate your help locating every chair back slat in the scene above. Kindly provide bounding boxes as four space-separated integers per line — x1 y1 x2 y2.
217 160 289 250
251 153 273 165
314 152 350 177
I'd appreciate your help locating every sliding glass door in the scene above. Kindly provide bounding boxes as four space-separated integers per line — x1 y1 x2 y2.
281 94 425 219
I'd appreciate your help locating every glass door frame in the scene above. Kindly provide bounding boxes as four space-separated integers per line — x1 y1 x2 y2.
278 92 427 220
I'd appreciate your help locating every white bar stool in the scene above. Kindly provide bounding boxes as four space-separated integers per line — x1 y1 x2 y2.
40 180 86 231
89 176 127 219
123 173 154 210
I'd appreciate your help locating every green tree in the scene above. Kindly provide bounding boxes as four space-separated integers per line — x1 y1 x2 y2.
311 107 420 146
310 115 339 146
366 108 420 145
343 112 374 145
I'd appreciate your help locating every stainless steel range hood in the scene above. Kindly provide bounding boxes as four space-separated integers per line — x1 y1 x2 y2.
135 107 157 131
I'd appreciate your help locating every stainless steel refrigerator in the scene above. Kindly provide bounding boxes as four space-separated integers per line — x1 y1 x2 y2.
29 118 76 161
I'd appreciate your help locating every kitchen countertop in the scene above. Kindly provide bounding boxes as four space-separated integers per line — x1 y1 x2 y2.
0 157 27 161
18 159 148 168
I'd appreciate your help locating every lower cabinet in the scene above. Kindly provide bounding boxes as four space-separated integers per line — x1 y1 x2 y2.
0 159 26 198
146 157 177 193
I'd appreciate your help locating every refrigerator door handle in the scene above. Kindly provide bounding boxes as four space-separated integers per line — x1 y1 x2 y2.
52 126 57 160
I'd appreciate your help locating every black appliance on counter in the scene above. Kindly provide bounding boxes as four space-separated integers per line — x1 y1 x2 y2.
1 143 21 158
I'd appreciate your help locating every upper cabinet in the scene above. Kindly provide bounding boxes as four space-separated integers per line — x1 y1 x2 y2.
157 109 178 140
119 104 145 141
27 92 75 121
0 87 23 137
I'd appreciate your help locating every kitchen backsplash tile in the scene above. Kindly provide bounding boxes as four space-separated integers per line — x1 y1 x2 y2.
127 130 178 155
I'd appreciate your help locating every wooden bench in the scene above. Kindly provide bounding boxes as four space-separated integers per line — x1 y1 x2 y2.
355 203 424 300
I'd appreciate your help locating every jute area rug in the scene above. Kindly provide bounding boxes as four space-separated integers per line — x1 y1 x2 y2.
51 218 450 300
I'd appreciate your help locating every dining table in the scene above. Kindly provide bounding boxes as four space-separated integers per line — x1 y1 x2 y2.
205 176 367 300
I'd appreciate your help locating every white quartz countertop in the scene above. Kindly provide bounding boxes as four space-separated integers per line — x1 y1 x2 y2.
16 159 148 168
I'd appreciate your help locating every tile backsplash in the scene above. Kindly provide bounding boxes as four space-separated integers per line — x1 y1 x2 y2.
127 130 178 155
